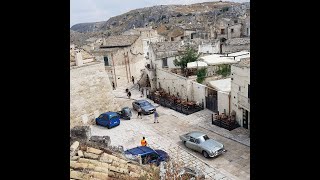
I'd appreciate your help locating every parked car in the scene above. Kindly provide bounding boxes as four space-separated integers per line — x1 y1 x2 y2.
132 100 155 115
179 131 226 158
117 107 132 120
95 112 120 129
124 146 169 166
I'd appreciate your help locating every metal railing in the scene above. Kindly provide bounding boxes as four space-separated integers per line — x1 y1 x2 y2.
237 93 250 110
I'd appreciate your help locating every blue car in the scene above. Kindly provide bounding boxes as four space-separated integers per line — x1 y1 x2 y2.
96 112 120 129
125 146 169 166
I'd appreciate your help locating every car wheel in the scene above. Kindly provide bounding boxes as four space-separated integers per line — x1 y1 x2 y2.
202 151 209 158
107 125 110 129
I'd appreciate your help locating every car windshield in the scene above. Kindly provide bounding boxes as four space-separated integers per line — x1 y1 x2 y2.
197 135 210 143
140 101 151 106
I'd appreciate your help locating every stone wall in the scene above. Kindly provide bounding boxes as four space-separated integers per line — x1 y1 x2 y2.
70 62 120 128
217 91 230 115
156 68 206 104
223 38 250 53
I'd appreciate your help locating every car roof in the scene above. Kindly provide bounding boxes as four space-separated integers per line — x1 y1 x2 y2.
187 131 206 138
134 100 149 103
125 146 156 156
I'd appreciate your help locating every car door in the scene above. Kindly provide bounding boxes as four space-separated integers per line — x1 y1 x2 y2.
102 115 110 127
186 137 197 151
194 138 202 152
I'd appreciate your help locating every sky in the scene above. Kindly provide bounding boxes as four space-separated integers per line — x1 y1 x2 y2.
70 0 249 27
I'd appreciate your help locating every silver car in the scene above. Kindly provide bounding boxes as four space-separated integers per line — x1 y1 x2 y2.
179 131 226 158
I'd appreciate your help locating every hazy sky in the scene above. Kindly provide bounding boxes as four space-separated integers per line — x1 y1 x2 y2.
70 0 249 27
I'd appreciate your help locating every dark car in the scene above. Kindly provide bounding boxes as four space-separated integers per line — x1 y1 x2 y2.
124 146 169 166
95 112 120 129
132 100 155 115
117 107 132 120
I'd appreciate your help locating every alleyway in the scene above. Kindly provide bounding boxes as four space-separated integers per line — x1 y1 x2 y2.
90 84 250 180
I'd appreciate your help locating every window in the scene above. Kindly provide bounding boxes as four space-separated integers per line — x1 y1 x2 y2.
149 153 159 160
197 135 209 143
98 115 104 119
104 56 109 66
231 28 234 33
221 29 225 34
162 58 168 68
190 137 196 143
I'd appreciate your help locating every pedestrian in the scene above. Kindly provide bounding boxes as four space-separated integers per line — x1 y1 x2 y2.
137 108 142 119
154 109 159 123
141 137 147 146
132 76 135 84
112 81 115 90
127 91 131 99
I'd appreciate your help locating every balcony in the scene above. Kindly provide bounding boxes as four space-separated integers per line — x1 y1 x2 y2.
237 93 250 111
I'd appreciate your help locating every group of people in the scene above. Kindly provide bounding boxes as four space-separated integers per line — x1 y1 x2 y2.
136 108 159 123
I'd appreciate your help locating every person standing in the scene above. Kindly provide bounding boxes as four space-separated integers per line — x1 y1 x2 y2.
137 108 142 119
154 109 159 123
112 81 115 90
132 76 135 84
127 91 131 99
141 137 147 146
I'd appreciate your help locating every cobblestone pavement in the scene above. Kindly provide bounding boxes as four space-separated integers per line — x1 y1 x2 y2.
90 85 250 180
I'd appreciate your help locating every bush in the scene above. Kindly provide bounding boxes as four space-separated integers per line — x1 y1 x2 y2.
196 68 207 83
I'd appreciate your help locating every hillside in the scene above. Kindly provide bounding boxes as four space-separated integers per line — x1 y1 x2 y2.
71 1 249 36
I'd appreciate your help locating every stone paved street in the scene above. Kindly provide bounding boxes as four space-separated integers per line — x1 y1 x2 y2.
90 85 250 180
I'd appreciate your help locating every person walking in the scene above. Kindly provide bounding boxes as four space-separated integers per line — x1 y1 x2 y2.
132 76 135 84
154 109 159 123
137 108 142 119
127 91 131 99
141 137 147 146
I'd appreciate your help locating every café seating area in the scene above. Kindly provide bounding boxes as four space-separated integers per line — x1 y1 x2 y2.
147 88 204 115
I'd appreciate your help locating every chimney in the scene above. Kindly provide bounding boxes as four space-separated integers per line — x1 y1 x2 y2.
75 51 83 66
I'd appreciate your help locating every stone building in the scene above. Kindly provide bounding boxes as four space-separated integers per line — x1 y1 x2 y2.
230 58 250 130
123 27 165 62
167 27 184 41
92 35 144 88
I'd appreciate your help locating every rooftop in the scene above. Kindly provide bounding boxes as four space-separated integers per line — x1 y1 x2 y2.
208 78 231 92
167 27 184 37
150 41 183 52
200 54 237 65
187 61 208 68
100 35 139 48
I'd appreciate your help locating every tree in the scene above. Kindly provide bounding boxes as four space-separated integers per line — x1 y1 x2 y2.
196 68 207 83
173 47 201 76
216 64 231 77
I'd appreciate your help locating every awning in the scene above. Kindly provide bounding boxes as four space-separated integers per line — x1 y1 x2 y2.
187 61 208 68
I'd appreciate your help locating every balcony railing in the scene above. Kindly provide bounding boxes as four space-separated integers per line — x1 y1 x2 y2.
237 93 250 110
